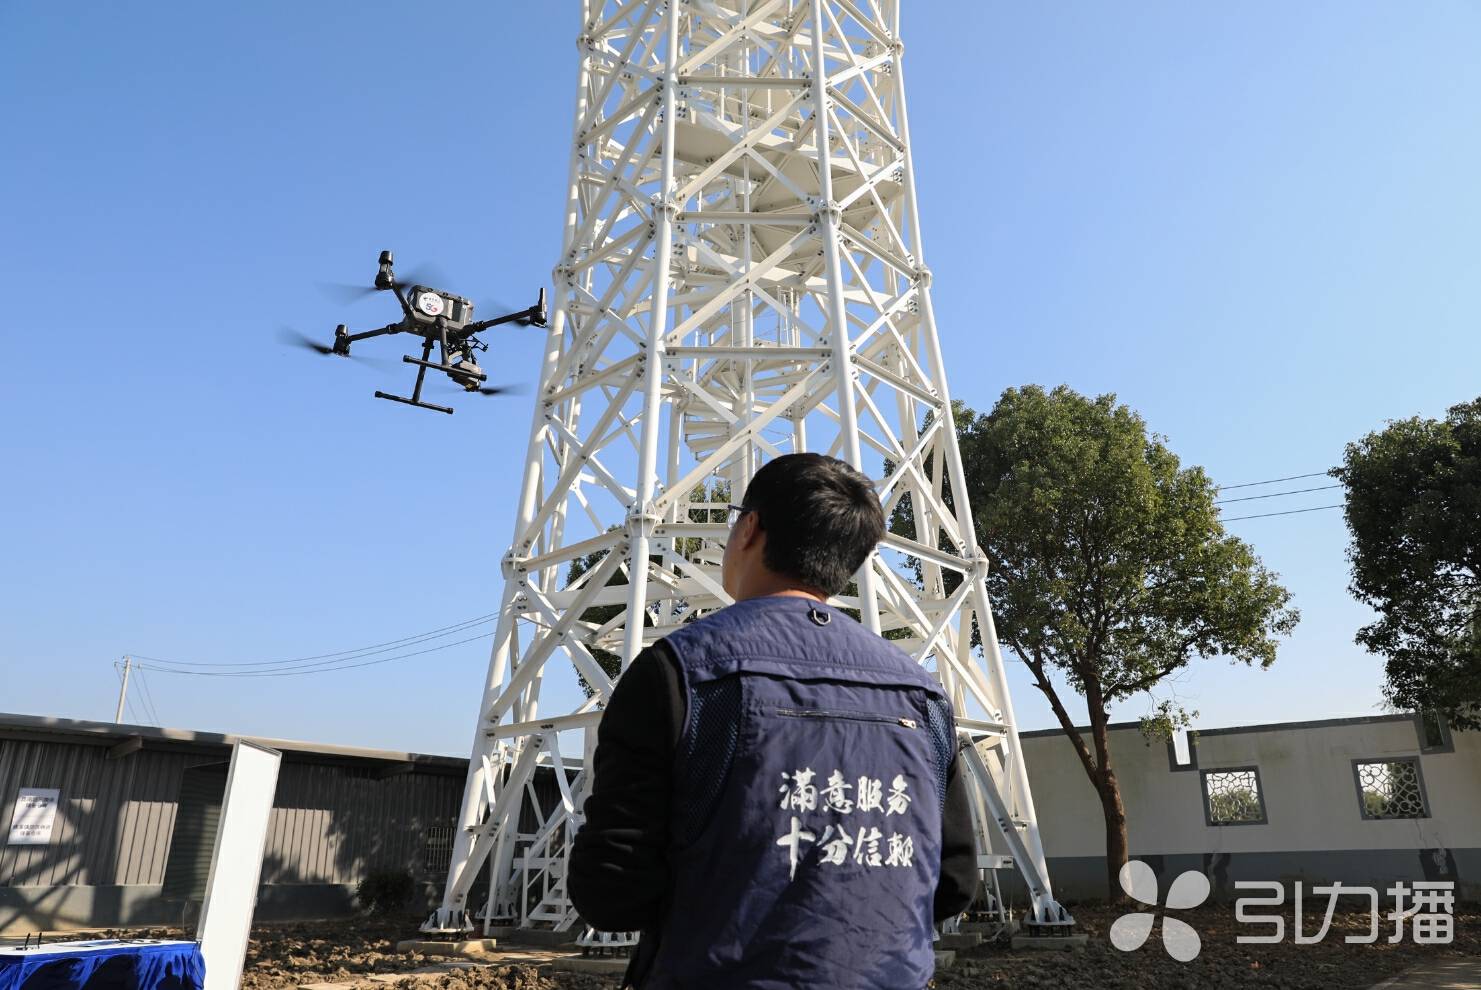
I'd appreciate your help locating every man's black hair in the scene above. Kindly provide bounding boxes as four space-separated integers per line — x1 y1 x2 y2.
739 453 884 597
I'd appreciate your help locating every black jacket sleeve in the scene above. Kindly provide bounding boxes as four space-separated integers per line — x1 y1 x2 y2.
567 643 683 933
934 745 980 921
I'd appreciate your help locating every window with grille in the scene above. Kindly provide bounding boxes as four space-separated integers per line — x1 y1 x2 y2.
1354 759 1429 820
424 824 455 874
1201 767 1266 825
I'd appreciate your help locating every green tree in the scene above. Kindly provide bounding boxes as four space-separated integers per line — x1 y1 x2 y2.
1333 397 1481 729
898 385 1298 899
564 542 627 696
1361 789 1392 818
1208 786 1261 824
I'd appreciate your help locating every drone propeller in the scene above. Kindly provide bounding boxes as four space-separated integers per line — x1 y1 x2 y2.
432 380 526 398
395 263 452 290
279 327 336 355
319 262 453 304
277 327 392 370
316 281 380 305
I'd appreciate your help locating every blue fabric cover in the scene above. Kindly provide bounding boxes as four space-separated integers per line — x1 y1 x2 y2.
0 940 204 990
647 595 951 990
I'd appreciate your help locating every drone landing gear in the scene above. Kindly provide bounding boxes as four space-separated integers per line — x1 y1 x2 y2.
374 339 455 415
374 391 453 415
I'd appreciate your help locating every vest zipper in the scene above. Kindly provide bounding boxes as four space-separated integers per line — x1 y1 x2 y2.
775 706 918 730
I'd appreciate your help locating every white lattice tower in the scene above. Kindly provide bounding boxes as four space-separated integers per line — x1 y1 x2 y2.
428 0 1068 935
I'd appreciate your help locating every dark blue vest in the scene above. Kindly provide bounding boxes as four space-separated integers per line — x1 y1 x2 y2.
644 595 950 990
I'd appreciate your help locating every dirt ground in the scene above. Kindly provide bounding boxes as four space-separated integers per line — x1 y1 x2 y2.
937 902 1480 990
69 902 1478 990
236 918 484 990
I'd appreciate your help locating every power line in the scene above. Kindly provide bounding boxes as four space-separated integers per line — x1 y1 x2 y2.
121 677 147 725
135 669 163 725
133 612 497 669
122 663 152 723
132 612 498 672
114 471 1341 685
1222 504 1343 522
1220 470 1333 491
133 630 495 678
1215 484 1341 505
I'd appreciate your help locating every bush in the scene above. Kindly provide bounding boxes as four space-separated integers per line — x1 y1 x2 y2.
355 868 416 916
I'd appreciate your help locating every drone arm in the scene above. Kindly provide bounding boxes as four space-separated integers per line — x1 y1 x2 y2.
341 322 405 345
463 308 541 334
390 282 415 319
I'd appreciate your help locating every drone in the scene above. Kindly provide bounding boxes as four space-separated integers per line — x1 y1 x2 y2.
287 250 547 415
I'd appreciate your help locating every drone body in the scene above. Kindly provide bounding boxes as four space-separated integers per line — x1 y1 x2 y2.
295 250 547 414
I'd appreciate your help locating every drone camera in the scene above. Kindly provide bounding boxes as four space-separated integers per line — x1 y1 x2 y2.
453 355 485 392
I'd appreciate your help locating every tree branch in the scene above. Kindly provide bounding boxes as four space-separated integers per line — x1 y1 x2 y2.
1104 631 1201 698
1023 648 1099 779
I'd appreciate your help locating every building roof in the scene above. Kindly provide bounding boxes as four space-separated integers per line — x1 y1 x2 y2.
0 711 468 775
7 710 1427 763
1015 711 1418 740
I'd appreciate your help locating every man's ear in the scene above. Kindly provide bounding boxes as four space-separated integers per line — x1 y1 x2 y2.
736 512 764 551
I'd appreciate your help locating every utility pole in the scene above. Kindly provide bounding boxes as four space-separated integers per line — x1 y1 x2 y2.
114 655 132 723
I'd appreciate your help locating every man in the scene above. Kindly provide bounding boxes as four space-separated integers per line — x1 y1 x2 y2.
569 453 978 989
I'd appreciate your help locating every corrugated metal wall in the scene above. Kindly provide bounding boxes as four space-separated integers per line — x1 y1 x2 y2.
0 737 463 891
0 737 192 889
159 765 227 900
260 763 461 885
0 729 584 931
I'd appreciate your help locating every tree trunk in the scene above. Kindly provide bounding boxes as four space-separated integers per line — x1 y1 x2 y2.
1097 769 1130 903
1084 684 1130 904
1021 655 1135 903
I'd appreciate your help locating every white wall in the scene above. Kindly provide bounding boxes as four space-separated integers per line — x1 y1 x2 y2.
1010 714 1479 868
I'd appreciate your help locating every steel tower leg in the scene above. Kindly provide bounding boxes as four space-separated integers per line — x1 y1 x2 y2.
428 0 1070 936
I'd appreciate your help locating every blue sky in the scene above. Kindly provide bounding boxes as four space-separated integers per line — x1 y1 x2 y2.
2 2 1478 756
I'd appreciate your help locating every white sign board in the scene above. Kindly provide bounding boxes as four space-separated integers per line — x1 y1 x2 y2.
8 788 60 845
197 741 281 990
